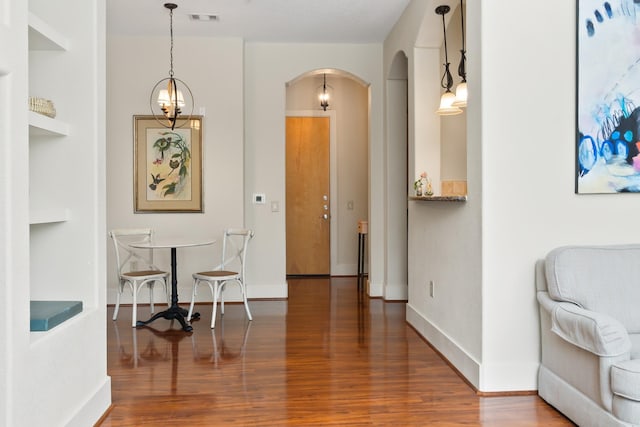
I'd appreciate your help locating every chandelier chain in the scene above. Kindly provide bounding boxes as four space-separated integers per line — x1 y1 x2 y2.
169 7 174 78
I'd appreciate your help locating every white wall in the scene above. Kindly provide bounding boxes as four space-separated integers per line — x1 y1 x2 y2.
106 36 246 303
386 0 482 389
479 0 588 391
244 43 385 297
391 0 640 393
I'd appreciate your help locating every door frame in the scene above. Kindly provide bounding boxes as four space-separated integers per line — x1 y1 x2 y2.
285 110 337 274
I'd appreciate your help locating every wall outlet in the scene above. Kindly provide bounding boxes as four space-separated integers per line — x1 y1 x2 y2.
429 280 435 298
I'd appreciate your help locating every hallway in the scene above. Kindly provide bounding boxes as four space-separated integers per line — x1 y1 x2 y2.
100 277 572 426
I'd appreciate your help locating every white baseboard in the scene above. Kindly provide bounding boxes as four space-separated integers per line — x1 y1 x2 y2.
65 376 112 427
406 303 480 389
384 282 408 300
368 280 383 297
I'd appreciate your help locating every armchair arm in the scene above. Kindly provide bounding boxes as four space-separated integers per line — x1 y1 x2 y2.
548 299 631 357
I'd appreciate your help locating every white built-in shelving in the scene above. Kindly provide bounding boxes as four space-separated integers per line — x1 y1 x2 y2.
0 0 111 424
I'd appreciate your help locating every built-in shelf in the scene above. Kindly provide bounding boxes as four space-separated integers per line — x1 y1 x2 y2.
29 308 95 345
29 208 70 225
409 195 468 202
28 111 69 136
30 300 82 331
28 12 69 51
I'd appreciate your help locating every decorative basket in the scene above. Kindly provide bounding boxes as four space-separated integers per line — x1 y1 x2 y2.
28 97 57 118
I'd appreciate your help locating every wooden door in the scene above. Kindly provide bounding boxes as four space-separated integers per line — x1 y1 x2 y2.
286 116 330 275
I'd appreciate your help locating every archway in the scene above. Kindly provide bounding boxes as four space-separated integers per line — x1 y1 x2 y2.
285 69 370 276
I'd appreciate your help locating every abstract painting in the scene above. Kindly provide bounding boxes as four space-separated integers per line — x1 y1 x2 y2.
577 0 640 193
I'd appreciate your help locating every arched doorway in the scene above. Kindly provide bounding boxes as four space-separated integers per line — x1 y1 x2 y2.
285 69 370 277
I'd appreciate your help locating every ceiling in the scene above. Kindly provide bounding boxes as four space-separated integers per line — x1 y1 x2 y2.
107 0 412 43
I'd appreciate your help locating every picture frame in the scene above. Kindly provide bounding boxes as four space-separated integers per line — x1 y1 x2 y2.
134 115 203 212
576 2 640 193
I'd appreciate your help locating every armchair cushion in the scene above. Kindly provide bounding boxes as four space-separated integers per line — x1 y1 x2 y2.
551 302 631 357
612 360 640 402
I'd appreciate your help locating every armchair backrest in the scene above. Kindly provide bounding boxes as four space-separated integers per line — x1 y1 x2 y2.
545 244 640 332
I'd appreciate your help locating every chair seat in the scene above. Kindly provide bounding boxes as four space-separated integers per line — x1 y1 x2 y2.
194 270 238 279
123 270 168 278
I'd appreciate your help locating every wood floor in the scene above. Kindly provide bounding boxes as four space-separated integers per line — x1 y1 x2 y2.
99 277 574 426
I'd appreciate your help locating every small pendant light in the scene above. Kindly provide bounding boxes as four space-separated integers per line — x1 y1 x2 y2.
452 0 468 108
435 5 462 116
319 74 331 111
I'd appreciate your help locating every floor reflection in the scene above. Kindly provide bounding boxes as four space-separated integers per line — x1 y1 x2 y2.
191 317 252 366
103 277 573 426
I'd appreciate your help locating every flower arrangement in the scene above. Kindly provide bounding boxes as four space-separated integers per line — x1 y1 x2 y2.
414 172 434 196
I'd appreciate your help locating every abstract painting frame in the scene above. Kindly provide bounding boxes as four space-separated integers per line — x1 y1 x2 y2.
576 1 640 193
134 115 203 213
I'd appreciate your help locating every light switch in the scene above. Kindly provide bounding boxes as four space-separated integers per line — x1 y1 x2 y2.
271 201 280 212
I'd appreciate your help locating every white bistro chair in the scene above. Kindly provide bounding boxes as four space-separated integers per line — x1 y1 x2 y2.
188 229 254 328
109 228 170 327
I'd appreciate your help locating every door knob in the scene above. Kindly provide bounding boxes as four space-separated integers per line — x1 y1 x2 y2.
322 214 330 220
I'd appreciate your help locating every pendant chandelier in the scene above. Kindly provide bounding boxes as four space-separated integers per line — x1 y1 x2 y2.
149 3 194 130
318 73 331 111
452 0 467 108
435 5 462 116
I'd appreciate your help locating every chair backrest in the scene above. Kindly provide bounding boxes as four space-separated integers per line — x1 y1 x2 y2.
219 228 254 278
109 228 158 275
545 244 640 332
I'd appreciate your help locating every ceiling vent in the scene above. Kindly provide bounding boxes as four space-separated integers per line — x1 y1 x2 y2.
189 13 219 22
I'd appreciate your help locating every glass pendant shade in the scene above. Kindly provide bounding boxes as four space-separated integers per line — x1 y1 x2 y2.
452 81 468 108
319 90 330 110
157 80 186 116
436 90 463 115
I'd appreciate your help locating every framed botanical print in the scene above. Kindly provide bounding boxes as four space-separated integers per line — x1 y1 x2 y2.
134 115 203 212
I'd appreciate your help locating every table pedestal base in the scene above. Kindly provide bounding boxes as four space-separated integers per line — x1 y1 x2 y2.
136 305 199 332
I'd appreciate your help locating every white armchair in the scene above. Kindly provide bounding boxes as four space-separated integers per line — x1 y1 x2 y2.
537 245 640 426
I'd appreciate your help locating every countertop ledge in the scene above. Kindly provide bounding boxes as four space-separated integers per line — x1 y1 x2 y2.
409 195 467 202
